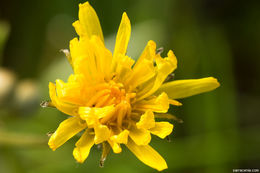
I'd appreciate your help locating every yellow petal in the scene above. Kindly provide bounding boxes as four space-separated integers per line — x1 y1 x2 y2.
69 38 81 71
136 111 155 129
126 139 168 171
112 12 131 70
134 40 156 68
80 105 115 118
134 92 169 113
49 82 78 116
78 107 97 127
94 124 110 144
71 38 100 81
157 77 220 99
125 58 155 88
110 130 129 144
67 73 85 83
55 78 85 105
79 106 115 127
129 125 151 145
77 2 104 42
115 54 135 82
69 38 80 62
90 36 113 80
48 117 86 151
73 129 95 163
69 38 99 82
72 20 84 38
79 105 115 119
108 130 129 154
108 139 122 153
149 122 173 139
137 50 177 100
125 41 156 88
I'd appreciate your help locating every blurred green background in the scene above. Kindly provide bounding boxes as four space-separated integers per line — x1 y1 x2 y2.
0 0 260 173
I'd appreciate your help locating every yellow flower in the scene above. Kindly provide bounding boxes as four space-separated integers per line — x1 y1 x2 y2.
45 1 220 171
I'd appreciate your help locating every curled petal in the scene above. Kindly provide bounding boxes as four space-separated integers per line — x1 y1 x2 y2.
94 124 110 144
129 125 151 145
110 130 129 144
108 130 129 154
150 122 173 139
108 139 122 154
136 111 155 130
49 82 79 116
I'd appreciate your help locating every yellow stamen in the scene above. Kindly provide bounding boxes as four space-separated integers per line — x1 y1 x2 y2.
116 102 128 127
95 94 111 107
86 89 111 106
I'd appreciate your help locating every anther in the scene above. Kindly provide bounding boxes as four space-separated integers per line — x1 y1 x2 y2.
166 135 171 142
111 73 117 80
60 49 73 67
40 101 54 108
60 49 70 58
95 94 110 107
106 97 116 106
86 89 111 106
99 159 105 168
164 73 175 83
156 47 164 55
46 132 53 137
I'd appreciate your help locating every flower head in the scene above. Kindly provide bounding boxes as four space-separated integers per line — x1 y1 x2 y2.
45 2 220 171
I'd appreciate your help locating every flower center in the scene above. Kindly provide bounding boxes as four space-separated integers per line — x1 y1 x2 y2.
87 80 136 127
